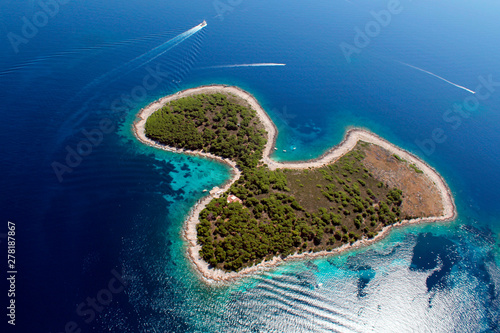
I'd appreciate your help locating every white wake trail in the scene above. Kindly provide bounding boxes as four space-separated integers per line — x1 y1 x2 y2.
70 22 206 105
54 22 206 145
205 63 286 69
119 24 204 77
399 62 475 94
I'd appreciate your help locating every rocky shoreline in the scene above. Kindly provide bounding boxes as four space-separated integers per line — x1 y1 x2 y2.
133 85 457 284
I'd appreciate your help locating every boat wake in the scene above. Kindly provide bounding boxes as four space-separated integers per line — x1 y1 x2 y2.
54 22 207 145
202 63 286 69
399 61 475 94
75 23 206 99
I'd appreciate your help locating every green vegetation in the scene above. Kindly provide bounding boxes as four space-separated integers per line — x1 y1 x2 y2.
392 154 423 174
409 163 424 174
145 93 266 169
146 93 406 272
393 154 406 162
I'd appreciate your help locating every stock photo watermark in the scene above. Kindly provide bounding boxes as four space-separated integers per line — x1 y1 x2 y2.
51 268 128 333
272 106 295 127
5 222 16 326
213 0 243 21
7 0 72 54
51 118 115 183
340 0 405 63
110 63 170 113
415 75 500 156
51 63 171 183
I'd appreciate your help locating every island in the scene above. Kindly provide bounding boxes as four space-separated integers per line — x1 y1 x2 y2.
133 85 457 283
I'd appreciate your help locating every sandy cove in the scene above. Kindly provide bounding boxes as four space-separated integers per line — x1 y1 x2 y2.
133 84 457 284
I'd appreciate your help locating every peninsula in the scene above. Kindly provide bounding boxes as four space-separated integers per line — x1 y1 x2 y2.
133 85 457 283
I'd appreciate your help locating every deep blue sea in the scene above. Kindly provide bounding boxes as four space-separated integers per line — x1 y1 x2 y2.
1 0 499 332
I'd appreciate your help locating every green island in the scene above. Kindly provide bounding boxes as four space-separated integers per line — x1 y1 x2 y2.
142 91 449 273
145 92 265 169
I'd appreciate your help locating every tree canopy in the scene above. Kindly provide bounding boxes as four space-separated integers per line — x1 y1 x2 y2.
145 93 266 169
145 92 407 272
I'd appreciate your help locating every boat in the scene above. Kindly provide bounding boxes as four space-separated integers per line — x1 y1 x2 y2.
199 20 207 28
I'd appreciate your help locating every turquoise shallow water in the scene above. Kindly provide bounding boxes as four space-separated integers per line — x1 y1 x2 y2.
0 0 499 331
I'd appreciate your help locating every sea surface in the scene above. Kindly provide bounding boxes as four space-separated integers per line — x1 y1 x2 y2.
1 0 499 332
